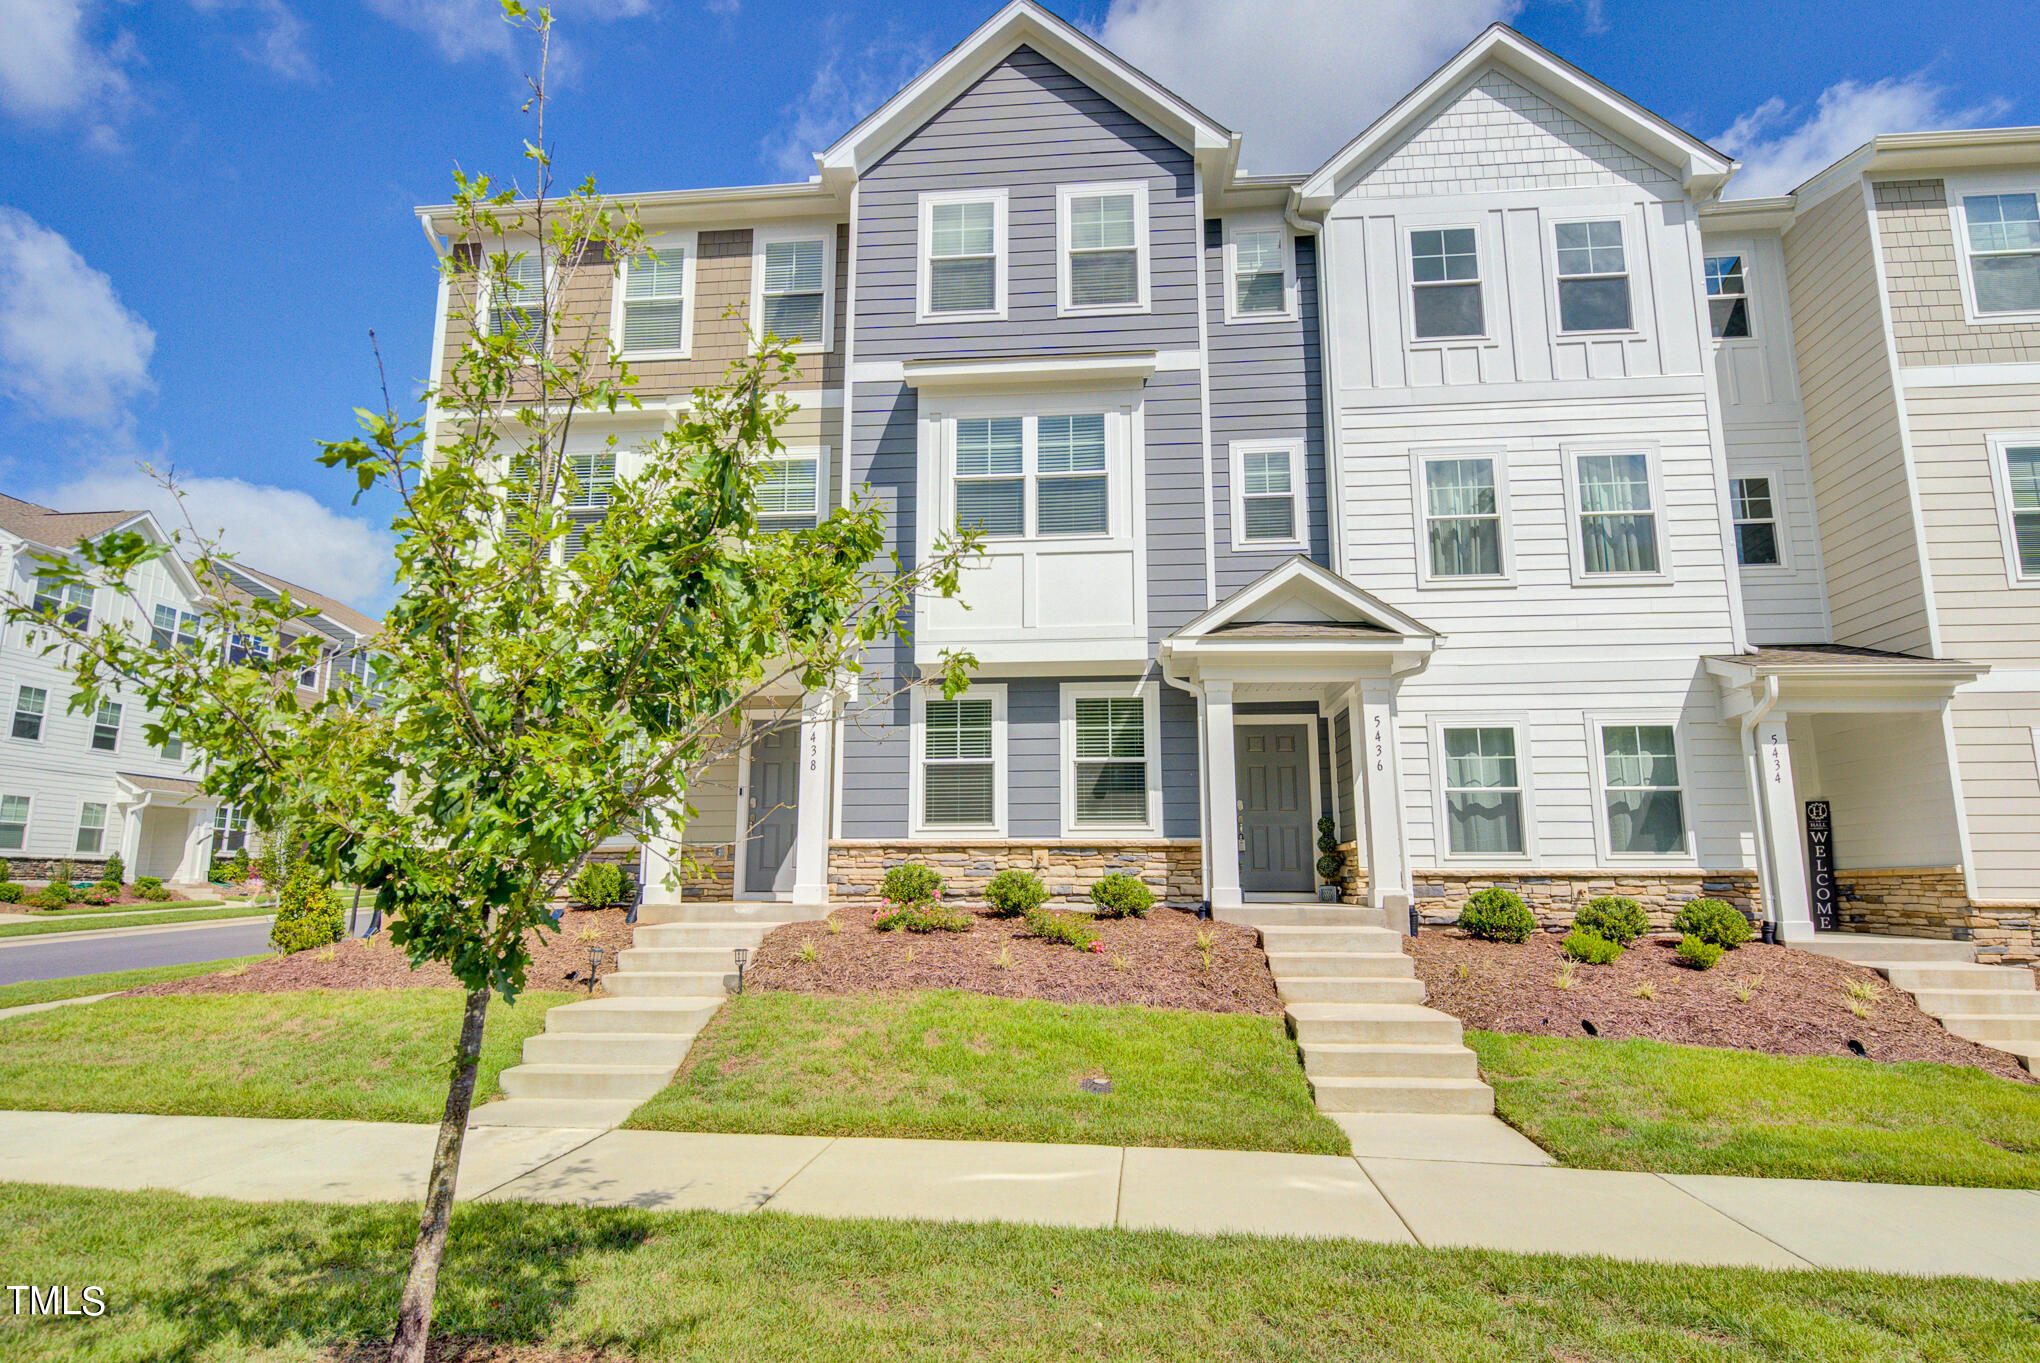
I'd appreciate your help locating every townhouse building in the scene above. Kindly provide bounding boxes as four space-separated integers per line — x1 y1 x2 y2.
0 494 380 884
415 3 2039 967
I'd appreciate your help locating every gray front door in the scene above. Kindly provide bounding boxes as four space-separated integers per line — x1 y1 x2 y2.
743 725 798 896
1237 724 1314 893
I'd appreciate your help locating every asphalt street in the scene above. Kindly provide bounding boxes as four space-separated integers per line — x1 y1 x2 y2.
0 918 278 986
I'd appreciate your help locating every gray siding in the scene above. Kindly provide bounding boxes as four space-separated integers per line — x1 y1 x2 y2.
1333 709 1355 844
1143 369 1211 639
1207 231 1330 600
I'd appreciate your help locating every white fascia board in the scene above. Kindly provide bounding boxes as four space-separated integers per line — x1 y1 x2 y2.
1697 197 1796 234
1171 555 1437 642
1296 24 1732 210
416 180 845 239
901 351 1159 394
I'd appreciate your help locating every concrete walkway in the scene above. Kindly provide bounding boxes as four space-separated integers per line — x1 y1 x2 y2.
1 1109 2035 1280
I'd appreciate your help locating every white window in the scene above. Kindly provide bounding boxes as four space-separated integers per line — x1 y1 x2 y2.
755 447 827 530
75 802 107 855
1058 183 1148 314
212 803 250 855
1570 449 1663 578
912 684 1006 836
11 685 46 741
754 229 832 352
615 239 692 357
1419 453 1505 580
1061 682 1161 835
0 794 27 850
1229 440 1307 550
1987 435 2040 584
228 631 271 665
1555 220 1632 332
953 414 1109 540
1959 191 2040 317
1704 254 1751 339
1227 225 1293 321
90 699 121 752
162 732 184 761
1730 476 1782 567
151 604 202 652
562 447 616 560
1440 725 1525 857
920 191 1006 321
1409 227 1483 339
1597 722 1688 858
32 574 92 629
485 249 546 348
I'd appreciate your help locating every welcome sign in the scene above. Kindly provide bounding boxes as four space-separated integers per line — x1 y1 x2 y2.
1805 800 1837 932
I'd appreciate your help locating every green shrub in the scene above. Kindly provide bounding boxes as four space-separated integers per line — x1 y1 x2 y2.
1315 814 1343 883
269 865 344 954
1456 887 1536 943
0 858 11 882
1675 934 1724 970
100 852 125 886
1024 904 1099 951
1574 895 1649 945
136 884 174 902
55 860 76 888
1088 872 1154 918
1562 928 1624 964
80 887 117 906
873 902 972 933
135 875 163 893
41 881 76 906
0 883 20 903
226 848 252 883
570 861 629 907
1671 897 1751 949
25 891 64 910
983 869 1048 918
879 862 945 908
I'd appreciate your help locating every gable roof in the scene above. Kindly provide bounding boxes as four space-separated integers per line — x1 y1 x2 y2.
0 493 146 550
815 1 1237 185
1171 557 1436 642
1296 25 1734 211
209 560 381 641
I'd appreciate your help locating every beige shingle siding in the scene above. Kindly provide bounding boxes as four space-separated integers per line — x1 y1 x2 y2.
1874 178 2040 367
1779 185 1932 655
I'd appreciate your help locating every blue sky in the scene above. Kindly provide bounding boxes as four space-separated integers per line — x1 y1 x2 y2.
0 0 2029 612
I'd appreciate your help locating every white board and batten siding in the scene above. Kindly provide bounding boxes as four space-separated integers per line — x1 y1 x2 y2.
1319 62 1755 874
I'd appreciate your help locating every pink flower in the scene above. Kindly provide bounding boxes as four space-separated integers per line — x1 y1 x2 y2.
1090 941 1104 953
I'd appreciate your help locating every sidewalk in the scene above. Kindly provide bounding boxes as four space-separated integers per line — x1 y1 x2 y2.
1 1109 2035 1279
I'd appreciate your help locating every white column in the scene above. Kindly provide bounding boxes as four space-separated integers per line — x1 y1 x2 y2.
173 809 214 885
1349 679 1410 921
117 802 145 876
639 797 685 904
1204 680 1242 907
791 690 836 907
1755 717 1816 941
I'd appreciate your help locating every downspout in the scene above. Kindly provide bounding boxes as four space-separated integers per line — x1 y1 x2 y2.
1739 674 1783 941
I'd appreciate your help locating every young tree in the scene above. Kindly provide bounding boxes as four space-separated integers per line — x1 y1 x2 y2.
5 7 977 1359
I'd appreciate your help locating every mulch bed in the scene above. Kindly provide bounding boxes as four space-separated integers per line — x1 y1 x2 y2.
1411 930 2034 1082
20 885 212 910
129 907 635 997
747 905 1282 1016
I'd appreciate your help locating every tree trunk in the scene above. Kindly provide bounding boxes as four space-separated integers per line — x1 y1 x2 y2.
388 983 492 1363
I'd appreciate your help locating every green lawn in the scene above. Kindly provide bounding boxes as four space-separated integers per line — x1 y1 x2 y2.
1471 1030 2040 1188
1 1184 2034 1363
0 956 268 1011
0 988 567 1124
0 905 270 937
8 896 228 916
624 989 1347 1154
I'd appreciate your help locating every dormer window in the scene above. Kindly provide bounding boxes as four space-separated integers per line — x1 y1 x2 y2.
1059 183 1148 313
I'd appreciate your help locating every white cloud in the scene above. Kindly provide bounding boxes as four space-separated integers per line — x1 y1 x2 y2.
1718 75 2005 199
1094 0 1518 173
761 31 934 180
187 0 318 83
37 462 397 615
0 208 155 426
363 0 654 69
0 0 135 129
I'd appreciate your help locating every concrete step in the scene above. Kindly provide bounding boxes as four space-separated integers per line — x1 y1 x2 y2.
545 998 721 1034
1308 1075 1495 1115
522 1031 698 1067
467 1098 643 1129
498 1062 676 1102
1217 904 1393 929
630 922 774 949
1941 1014 2040 1043
1265 950 1416 979
1277 975 1428 1005
1303 1042 1481 1079
1796 935 1975 965
1255 925 1404 953
1287 1002 1464 1046
615 946 745 973
1983 1038 2040 1072
601 971 736 999
1909 989 2040 1017
1880 963 2036 992
635 900 818 926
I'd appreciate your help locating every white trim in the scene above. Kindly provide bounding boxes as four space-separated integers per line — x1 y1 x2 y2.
1727 462 1794 574
1055 180 1151 317
910 682 1008 839
757 444 831 524
1403 218 1490 345
1944 172 2040 327
1901 361 2040 388
73 798 110 856
750 220 836 354
1561 442 1672 585
917 188 1009 324
1059 679 1163 837
1222 214 1297 324
1702 247 1757 344
1985 431 2040 588
1585 713 1697 865
1411 444 1514 588
609 228 698 362
903 351 1155 393
1227 438 1309 554
1194 167 1219 607
1428 715 1538 863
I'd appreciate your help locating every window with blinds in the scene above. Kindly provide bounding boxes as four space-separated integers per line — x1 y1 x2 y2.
1238 446 1296 542
756 452 821 528
1067 191 1140 308
89 699 121 752
1575 451 1659 575
488 252 545 347
2004 443 2040 578
621 247 687 352
1233 228 1286 315
954 414 1108 539
928 199 998 313
955 417 1025 536
562 448 616 559
1072 695 1147 825
922 697 996 826
1036 414 1107 536
762 238 825 344
1423 456 1502 577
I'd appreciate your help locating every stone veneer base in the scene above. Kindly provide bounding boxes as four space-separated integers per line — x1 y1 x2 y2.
1838 867 2033 966
1410 869 1764 931
828 839 1203 909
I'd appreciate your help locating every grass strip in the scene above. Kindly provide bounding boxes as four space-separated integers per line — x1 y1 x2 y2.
7 897 229 916
0 956 269 1010
0 905 272 938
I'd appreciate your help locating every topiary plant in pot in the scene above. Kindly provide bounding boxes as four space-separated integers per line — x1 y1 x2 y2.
1314 815 1343 901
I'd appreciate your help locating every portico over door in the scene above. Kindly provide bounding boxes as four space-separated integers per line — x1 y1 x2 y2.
1236 724 1314 893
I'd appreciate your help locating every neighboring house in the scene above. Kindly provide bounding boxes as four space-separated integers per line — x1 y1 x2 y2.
0 494 380 884
414 3 2037 965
